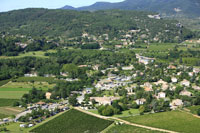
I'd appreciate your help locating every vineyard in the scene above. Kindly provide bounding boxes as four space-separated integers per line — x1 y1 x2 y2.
31 109 113 133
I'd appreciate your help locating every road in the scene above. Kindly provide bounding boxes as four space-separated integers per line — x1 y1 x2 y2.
75 107 178 133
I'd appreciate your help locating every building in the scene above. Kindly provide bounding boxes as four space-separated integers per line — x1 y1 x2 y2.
180 90 192 97
45 92 52 99
122 65 134 71
135 98 146 105
193 68 200 74
171 77 178 83
158 92 166 99
170 99 183 110
180 79 190 87
90 96 120 105
85 88 93 94
136 54 154 65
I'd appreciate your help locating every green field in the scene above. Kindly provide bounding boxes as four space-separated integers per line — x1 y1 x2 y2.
16 77 56 83
0 79 11 87
0 81 56 99
122 111 200 133
0 50 56 59
31 109 113 133
0 99 19 107
0 107 23 116
0 113 8 119
187 106 200 115
0 81 55 90
105 124 162 133
113 109 140 117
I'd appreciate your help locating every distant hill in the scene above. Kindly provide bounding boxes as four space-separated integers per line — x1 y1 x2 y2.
61 0 200 18
0 8 194 43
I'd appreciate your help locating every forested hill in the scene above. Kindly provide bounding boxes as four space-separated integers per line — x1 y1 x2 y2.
0 8 194 43
62 0 200 18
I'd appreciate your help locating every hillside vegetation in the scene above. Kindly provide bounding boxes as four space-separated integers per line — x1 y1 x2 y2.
0 9 193 43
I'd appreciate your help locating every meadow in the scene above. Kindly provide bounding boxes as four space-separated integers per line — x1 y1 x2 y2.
16 77 56 83
105 124 162 133
0 99 19 107
121 110 200 133
187 105 200 114
0 50 56 59
31 109 113 133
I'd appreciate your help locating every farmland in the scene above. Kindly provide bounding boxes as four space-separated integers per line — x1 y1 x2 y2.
31 109 113 133
0 99 19 107
122 111 200 133
0 80 56 99
0 113 8 119
105 124 162 133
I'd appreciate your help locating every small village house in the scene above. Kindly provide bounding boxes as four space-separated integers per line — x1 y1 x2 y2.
45 92 52 99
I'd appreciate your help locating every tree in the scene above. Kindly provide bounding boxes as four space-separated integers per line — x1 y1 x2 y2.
139 105 145 115
69 95 77 106
197 108 200 116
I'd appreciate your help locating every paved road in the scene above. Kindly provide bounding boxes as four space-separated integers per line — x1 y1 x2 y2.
75 107 178 133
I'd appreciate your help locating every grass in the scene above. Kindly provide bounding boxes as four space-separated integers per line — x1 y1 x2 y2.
0 113 8 119
0 107 23 116
105 124 162 133
31 109 113 133
0 50 56 59
0 91 27 99
0 122 30 133
187 105 200 115
0 81 55 91
16 77 56 83
148 43 176 51
113 109 140 117
0 79 11 87
0 99 19 107
121 110 200 133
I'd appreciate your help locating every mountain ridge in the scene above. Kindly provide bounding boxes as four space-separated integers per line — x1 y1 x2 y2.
61 0 200 18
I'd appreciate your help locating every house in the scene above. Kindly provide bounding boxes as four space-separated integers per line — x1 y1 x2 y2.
171 77 178 83
158 92 166 99
154 79 169 91
168 65 177 69
188 72 194 77
85 88 93 94
90 96 120 105
93 64 100 70
193 68 200 74
180 79 190 87
180 90 192 97
142 82 153 92
193 85 200 91
170 99 183 110
136 54 154 65
20 124 26 128
24 72 37 77
122 65 134 71
36 101 46 106
135 98 146 105
45 92 52 99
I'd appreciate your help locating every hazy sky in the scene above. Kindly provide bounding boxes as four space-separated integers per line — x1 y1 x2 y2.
0 0 124 12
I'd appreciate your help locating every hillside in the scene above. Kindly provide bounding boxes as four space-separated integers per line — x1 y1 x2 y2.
62 0 200 18
0 8 194 44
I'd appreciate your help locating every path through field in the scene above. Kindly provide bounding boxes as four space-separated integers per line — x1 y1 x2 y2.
74 107 178 133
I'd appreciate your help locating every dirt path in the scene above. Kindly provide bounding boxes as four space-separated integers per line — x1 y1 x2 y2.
74 107 178 133
179 109 200 119
4 107 22 112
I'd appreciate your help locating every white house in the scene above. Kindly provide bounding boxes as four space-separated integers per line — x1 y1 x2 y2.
180 90 192 97
170 99 183 110
90 97 120 105
171 77 178 83
158 92 166 99
135 98 146 105
180 79 190 87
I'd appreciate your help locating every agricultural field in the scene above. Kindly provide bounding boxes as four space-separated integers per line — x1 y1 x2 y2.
0 50 56 59
0 113 8 119
0 80 56 99
0 107 23 116
105 124 162 133
113 109 140 118
0 99 19 107
16 77 56 83
31 109 113 133
0 79 11 87
121 110 200 133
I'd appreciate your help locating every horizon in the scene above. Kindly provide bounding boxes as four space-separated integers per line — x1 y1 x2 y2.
0 0 124 12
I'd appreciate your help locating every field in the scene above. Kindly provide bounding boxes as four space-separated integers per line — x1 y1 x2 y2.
0 107 23 116
0 50 56 59
16 77 56 83
187 105 200 114
105 124 162 133
113 109 140 117
31 109 113 133
0 81 56 99
0 99 19 107
122 110 200 133
0 79 11 87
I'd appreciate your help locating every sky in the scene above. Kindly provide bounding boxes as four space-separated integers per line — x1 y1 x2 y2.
0 0 124 12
